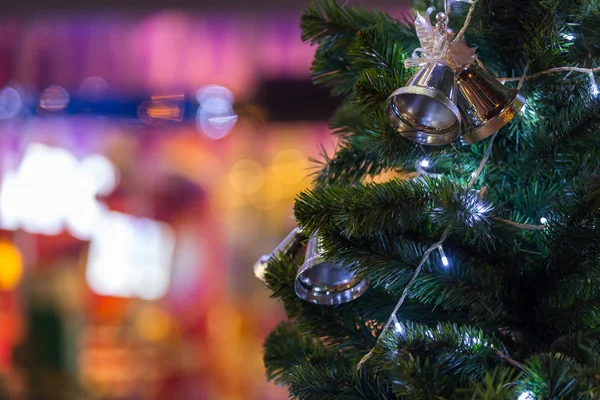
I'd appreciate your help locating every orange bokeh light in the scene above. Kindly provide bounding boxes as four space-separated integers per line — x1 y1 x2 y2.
0 241 23 291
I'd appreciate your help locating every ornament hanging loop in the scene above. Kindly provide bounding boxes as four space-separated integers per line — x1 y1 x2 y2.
436 12 448 37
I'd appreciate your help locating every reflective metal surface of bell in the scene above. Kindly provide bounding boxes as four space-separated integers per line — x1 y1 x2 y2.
254 227 305 283
388 62 461 146
457 63 526 143
295 234 369 305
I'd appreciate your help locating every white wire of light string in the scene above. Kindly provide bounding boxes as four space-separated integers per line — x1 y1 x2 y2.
452 0 599 91
357 131 497 369
498 66 600 83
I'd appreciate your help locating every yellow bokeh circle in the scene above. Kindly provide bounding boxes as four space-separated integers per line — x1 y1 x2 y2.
247 174 283 210
271 149 307 185
228 159 265 195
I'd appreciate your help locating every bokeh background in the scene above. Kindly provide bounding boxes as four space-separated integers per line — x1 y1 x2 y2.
0 1 408 399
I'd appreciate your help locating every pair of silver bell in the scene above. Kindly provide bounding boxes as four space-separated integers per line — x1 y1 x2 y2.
254 228 369 305
388 61 526 145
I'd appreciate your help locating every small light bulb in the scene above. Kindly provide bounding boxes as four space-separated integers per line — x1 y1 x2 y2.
392 315 404 334
591 84 600 99
438 245 449 267
518 391 535 400
540 217 548 224
589 72 599 99
420 159 430 168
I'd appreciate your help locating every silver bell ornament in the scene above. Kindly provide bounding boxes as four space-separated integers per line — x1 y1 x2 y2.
388 61 461 145
388 12 461 146
294 233 369 305
457 63 526 143
254 227 305 283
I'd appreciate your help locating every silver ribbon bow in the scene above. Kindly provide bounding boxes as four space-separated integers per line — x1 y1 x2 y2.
404 11 477 70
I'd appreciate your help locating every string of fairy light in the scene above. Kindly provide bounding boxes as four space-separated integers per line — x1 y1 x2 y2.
357 2 597 393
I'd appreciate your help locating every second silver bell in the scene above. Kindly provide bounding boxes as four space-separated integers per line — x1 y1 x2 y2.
388 61 461 146
254 227 305 283
456 63 526 143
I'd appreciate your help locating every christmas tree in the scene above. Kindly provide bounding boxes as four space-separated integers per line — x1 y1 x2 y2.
258 0 600 398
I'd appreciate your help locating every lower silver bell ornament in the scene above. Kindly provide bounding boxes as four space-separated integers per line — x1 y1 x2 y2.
388 61 461 146
457 63 526 143
295 234 369 305
254 227 305 283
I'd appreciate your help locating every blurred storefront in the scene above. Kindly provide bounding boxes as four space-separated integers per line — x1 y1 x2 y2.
0 116 332 400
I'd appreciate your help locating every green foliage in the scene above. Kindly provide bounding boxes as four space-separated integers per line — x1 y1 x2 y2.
295 176 494 249
289 364 395 400
518 353 578 399
264 321 341 386
301 0 415 96
457 367 520 399
377 321 504 373
261 0 600 398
